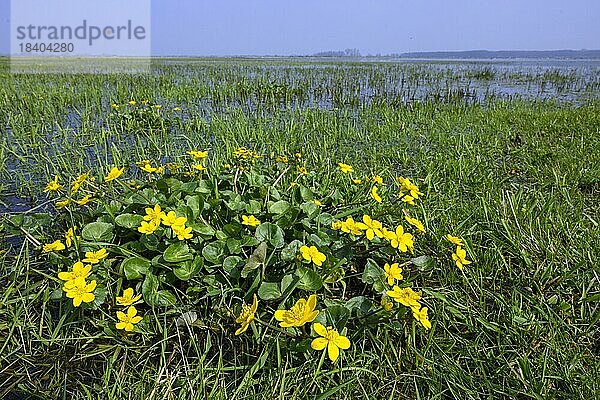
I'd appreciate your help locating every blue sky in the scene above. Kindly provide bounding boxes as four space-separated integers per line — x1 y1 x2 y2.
1 0 599 55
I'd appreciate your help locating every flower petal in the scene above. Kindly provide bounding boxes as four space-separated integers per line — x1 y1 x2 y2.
327 343 340 361
274 309 287 322
334 335 351 350
311 337 328 351
313 322 328 337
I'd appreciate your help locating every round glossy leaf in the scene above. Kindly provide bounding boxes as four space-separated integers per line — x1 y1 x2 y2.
164 242 193 263
122 257 151 280
81 222 114 242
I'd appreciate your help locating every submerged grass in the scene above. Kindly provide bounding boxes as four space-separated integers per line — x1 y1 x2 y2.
0 59 599 399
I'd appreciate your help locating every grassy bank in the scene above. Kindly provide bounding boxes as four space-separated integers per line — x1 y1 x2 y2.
0 60 599 399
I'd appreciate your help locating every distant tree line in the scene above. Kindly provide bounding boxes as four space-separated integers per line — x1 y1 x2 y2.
312 48 361 57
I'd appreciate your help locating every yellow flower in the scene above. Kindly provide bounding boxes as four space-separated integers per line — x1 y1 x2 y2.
42 240 65 253
111 103 119 109
191 164 206 172
311 323 351 362
140 163 157 173
297 166 308 175
311 200 324 207
397 176 423 199
76 195 93 206
83 248 108 264
166 162 181 171
58 261 91 283
116 288 142 306
55 198 71 209
276 155 289 163
129 100 136 106
386 286 421 308
63 277 97 307
371 185 382 203
361 215 383 240
116 306 143 332
299 245 326 266
339 217 366 236
105 167 124 182
43 175 63 192
352 178 363 185
241 215 261 227
412 306 432 330
172 224 193 240
144 204 166 226
452 246 471 270
446 234 463 246
274 294 319 328
372 175 383 185
64 227 78 247
405 216 426 233
295 152 302 160
71 173 90 194
138 220 158 235
401 194 416 206
156 166 165 174
161 211 187 227
338 163 354 174
153 104 162 109
389 226 414 253
187 150 209 159
235 294 258 335
384 263 403 286
223 163 232 169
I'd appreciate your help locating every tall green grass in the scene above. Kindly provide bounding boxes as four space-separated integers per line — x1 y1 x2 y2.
1 59 599 399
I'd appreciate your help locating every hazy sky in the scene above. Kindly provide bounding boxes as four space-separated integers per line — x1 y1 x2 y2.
1 0 599 55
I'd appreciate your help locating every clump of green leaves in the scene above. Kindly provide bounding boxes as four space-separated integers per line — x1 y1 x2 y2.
20 148 435 363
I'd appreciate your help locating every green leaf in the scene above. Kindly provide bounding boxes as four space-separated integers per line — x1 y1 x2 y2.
300 202 320 219
245 200 262 214
115 214 144 229
173 257 203 281
194 224 216 237
81 222 114 242
345 296 376 316
240 235 260 247
411 255 433 268
223 256 242 278
164 242 193 263
226 238 242 254
241 242 268 278
154 290 177 306
255 223 285 248
142 273 159 303
296 266 323 291
122 257 151 280
280 274 298 296
361 258 383 284
316 213 334 227
268 200 291 215
202 241 226 264
258 282 281 300
186 195 202 219
281 240 303 261
300 186 314 201
317 305 350 331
